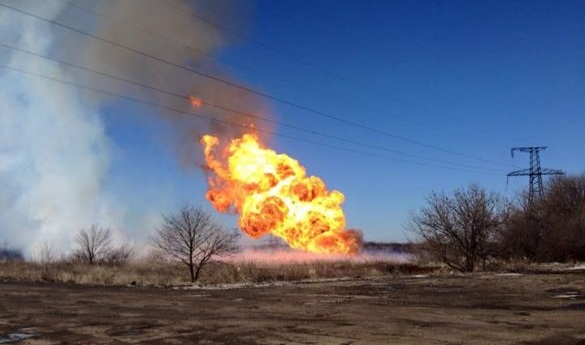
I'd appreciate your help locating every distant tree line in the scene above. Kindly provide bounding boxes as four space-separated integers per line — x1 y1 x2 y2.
499 174 585 262
0 247 24 261
409 173 585 272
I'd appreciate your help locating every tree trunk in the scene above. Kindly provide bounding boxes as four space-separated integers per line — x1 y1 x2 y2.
189 263 195 283
464 256 475 272
194 265 203 282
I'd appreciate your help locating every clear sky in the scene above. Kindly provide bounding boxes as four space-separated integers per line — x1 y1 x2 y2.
104 0 584 243
1 0 583 253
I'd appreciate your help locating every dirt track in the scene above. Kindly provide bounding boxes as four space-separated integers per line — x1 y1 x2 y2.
1 273 584 344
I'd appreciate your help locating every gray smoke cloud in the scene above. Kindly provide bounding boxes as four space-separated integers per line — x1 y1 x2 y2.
0 0 264 255
69 0 269 165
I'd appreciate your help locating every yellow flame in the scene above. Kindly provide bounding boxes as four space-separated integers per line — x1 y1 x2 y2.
202 133 362 255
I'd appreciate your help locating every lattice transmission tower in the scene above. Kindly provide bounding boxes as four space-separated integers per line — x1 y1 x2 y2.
507 146 563 203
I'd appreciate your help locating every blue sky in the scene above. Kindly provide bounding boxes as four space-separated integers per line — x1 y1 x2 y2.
104 0 584 243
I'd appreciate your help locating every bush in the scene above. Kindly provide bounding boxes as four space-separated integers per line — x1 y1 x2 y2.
408 184 508 272
0 256 434 286
498 173 585 262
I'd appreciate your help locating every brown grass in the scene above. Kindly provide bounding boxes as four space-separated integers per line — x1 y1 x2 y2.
0 259 434 286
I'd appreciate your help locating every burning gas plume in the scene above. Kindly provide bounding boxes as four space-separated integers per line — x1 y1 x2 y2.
201 133 363 255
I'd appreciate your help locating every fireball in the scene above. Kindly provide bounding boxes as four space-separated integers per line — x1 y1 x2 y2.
201 133 362 255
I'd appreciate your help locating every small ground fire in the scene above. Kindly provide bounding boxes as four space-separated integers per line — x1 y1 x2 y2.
201 133 363 255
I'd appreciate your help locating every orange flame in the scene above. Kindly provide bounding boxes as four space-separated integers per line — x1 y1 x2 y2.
201 133 362 255
189 96 203 108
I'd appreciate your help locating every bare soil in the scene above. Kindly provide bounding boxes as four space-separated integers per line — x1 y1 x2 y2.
1 273 584 344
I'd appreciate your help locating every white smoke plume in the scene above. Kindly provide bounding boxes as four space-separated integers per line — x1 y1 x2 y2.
0 0 115 255
0 0 259 255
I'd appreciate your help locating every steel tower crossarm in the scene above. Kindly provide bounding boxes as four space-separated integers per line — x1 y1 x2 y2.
507 146 564 203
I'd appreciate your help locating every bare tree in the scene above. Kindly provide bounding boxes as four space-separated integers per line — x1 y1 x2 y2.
73 225 112 265
152 205 238 282
408 184 508 272
32 241 58 281
496 191 544 261
499 173 585 262
539 174 585 261
33 241 56 264
104 244 134 267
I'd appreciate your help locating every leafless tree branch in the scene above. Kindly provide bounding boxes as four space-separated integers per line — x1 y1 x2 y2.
73 225 112 265
152 205 239 282
408 184 508 272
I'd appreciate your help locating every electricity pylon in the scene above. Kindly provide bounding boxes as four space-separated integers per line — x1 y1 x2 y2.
507 146 563 203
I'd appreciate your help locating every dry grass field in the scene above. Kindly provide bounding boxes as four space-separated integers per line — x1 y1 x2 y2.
1 270 584 344
0 259 423 286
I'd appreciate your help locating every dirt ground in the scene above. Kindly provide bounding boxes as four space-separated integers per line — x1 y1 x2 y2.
1 273 584 345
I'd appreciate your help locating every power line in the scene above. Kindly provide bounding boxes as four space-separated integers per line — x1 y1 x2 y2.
61 0 499 148
158 0 329 74
158 0 517 147
58 0 308 90
0 42 504 173
0 63 503 176
0 2 517 171
161 0 432 108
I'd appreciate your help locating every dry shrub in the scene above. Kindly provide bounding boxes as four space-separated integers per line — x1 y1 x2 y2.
408 184 508 273
498 173 585 262
196 260 434 284
0 258 434 286
0 260 181 286
480 258 532 273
